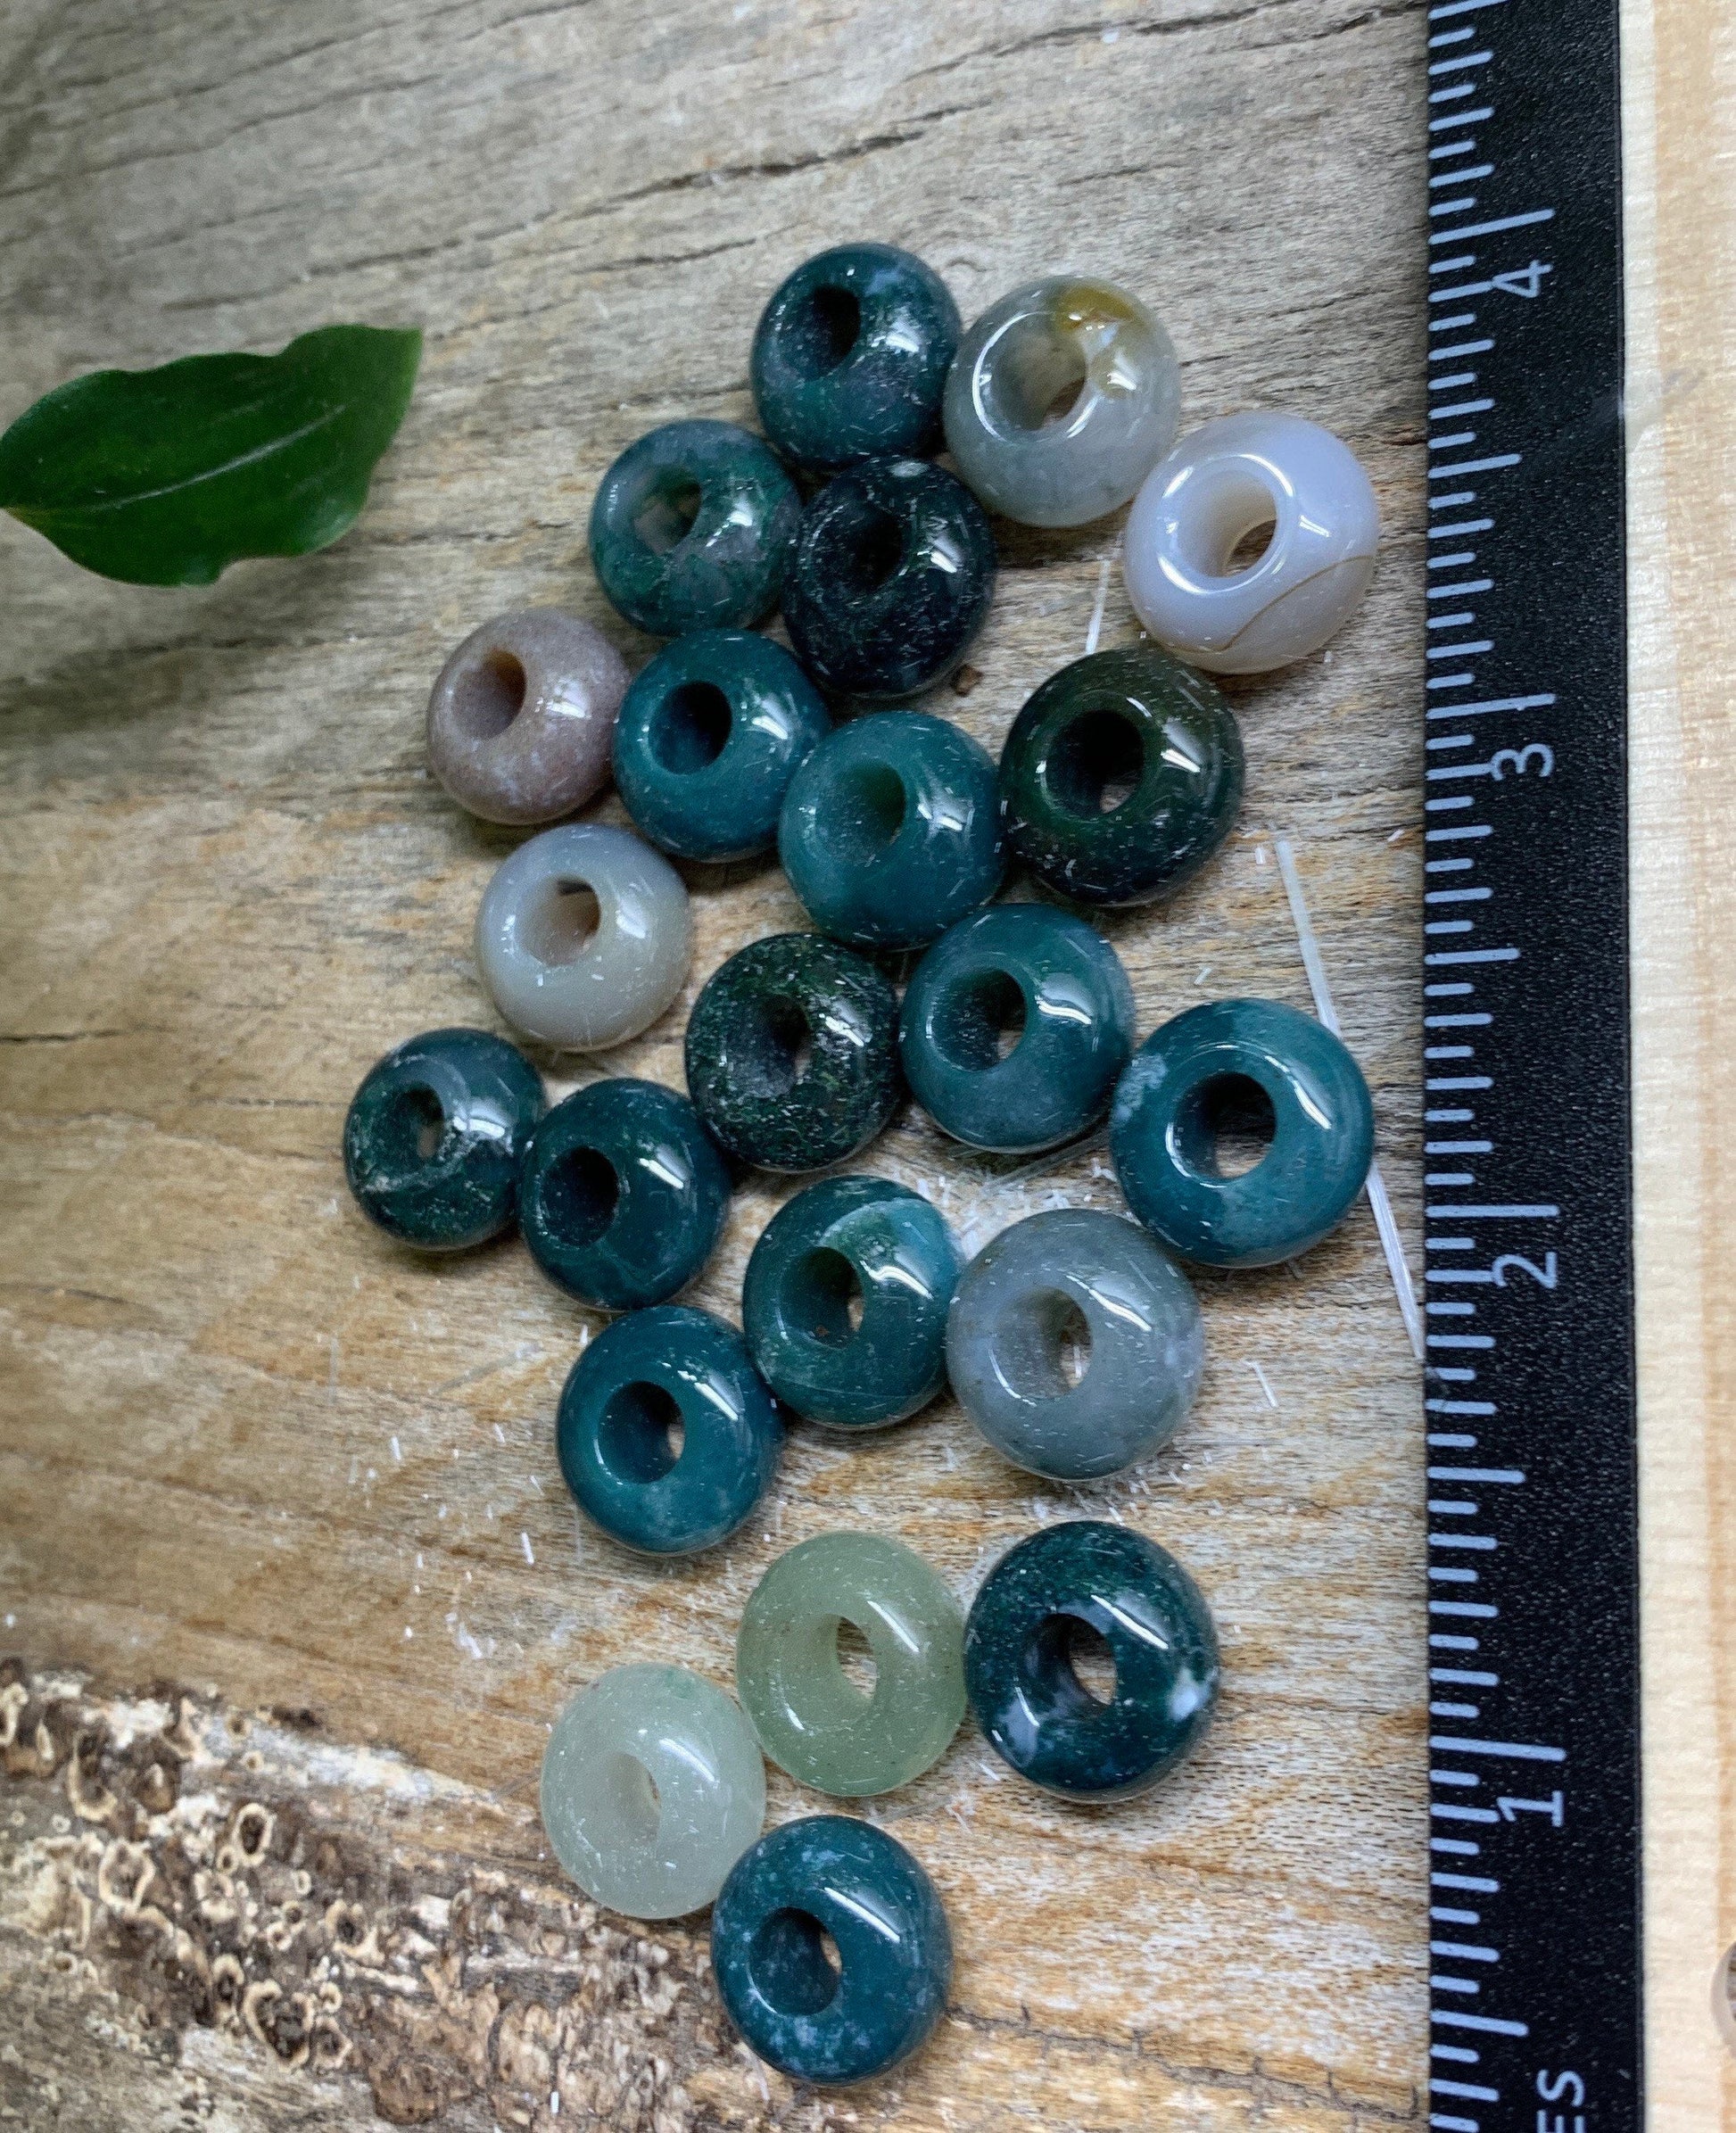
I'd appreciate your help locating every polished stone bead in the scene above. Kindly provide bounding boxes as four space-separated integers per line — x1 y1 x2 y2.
712 1815 952 2085
343 1027 544 1251
589 419 802 639
751 244 961 472
943 277 1180 528
998 646 1244 907
684 934 901 1173
946 1208 1203 1481
519 1079 730 1310
736 1534 965 1796
741 1177 957 1428
782 458 996 705
612 629 830 864
963 1520 1219 1800
541 1664 765 1920
779 712 1003 950
898 905 1133 1153
426 608 629 828
1123 411 1380 673
1109 997 1375 1267
557 1305 782 1556
475 823 690 1051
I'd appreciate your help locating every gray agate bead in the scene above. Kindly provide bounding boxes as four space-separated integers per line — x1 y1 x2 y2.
943 277 1180 528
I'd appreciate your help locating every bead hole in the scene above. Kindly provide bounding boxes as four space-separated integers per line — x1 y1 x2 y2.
650 680 733 774
834 1616 879 1701
987 317 1090 433
1046 707 1145 817
750 1907 842 2016
453 648 528 741
541 1144 620 1246
1226 518 1277 572
736 996 814 1102
1029 1611 1120 1713
996 1288 1092 1401
633 474 704 556
598 1381 687 1484
784 1245 865 1347
789 283 864 377
524 879 602 967
934 967 1028 1072
829 760 908 867
1172 1071 1277 1179
599 1752 662 1846
384 1085 446 1168
838 501 908 595
1180 467 1284 581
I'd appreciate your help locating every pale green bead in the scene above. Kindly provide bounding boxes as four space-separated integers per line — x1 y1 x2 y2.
735 1533 965 1798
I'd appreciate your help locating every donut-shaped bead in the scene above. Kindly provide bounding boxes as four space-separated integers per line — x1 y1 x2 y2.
964 1521 1220 1800
782 458 995 704
541 1665 765 1919
613 629 830 863
898 905 1134 1153
1109 997 1375 1268
556 1305 782 1556
684 935 902 1173
997 646 1244 907
475 823 690 1051
946 1209 1203 1481
426 608 628 827
943 276 1180 528
519 1079 730 1310
712 1815 952 2085
589 419 801 639
751 244 960 472
1122 411 1379 673
742 1176 958 1429
343 1028 544 1251
779 711 1003 949
736 1534 966 1795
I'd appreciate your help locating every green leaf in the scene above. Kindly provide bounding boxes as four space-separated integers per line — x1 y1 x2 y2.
0 324 421 585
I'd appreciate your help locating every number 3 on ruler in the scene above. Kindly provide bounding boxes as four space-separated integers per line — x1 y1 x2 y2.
1491 742 1555 781
1493 1252 1558 1290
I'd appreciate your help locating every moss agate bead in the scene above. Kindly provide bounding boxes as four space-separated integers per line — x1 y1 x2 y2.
343 1028 543 1251
1109 997 1375 1268
898 905 1134 1153
712 1815 952 2085
779 712 1003 949
519 1079 730 1310
541 1664 765 1920
944 277 1180 528
751 244 961 472
998 646 1244 907
684 935 901 1173
556 1305 782 1555
782 459 996 704
614 630 830 863
736 1534 965 1796
742 1177 958 1429
589 419 801 639
964 1521 1219 1800
946 1209 1203 1481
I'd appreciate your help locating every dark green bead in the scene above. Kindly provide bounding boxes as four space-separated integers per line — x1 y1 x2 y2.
782 458 996 704
998 645 1244 906
556 1305 781 1556
750 244 961 472
614 630 830 862
742 1176 958 1429
684 934 902 1173
1109 997 1375 1268
899 905 1134 1153
589 420 801 639
963 1521 1219 1800
779 711 1003 948
519 1079 730 1310
343 1027 543 1251
711 1815 952 2085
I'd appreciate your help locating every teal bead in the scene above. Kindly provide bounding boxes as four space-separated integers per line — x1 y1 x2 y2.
963 1521 1219 1800
711 1815 952 2085
898 905 1134 1153
556 1306 782 1556
735 1534 966 1795
519 1079 730 1310
779 711 1004 949
343 1027 543 1251
1109 997 1375 1268
998 646 1244 906
741 1176 958 1428
613 630 830 863
751 244 961 472
589 420 801 639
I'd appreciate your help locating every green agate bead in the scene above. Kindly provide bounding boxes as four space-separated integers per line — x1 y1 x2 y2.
736 1534 966 1797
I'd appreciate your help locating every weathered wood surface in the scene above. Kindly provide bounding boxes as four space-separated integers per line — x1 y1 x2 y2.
2 0 1452 2125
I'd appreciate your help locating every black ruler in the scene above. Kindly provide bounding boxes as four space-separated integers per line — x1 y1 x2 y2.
1418 1 1637 2129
